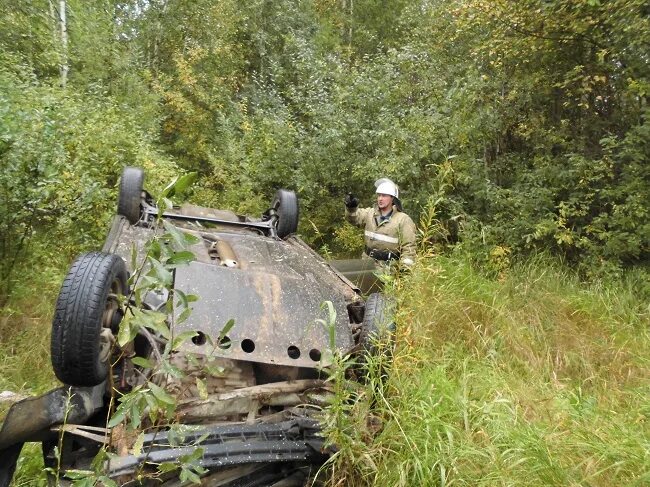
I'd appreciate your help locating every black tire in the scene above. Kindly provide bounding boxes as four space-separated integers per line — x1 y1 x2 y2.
359 293 395 356
0 443 23 487
356 293 396 390
51 252 127 387
117 166 144 224
271 189 299 238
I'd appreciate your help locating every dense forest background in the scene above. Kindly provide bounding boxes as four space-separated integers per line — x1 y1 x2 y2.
1 0 649 308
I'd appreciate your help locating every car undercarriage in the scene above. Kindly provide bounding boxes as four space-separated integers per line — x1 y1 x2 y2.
0 168 392 486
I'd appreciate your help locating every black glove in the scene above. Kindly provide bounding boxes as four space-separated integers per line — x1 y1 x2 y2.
344 193 359 209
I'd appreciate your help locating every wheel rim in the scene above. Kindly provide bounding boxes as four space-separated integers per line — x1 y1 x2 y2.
99 278 123 363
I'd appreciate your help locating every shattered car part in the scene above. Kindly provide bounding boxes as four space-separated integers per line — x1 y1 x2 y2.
105 418 327 477
0 385 105 451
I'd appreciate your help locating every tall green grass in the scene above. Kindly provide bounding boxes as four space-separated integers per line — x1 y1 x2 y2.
1 287 59 486
0 256 62 400
328 254 650 486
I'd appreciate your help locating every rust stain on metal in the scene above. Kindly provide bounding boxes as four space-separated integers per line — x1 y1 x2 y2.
249 272 284 339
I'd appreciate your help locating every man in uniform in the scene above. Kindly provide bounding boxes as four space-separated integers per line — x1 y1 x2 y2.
344 178 416 266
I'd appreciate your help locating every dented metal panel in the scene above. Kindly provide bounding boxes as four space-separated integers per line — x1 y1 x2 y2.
173 260 352 368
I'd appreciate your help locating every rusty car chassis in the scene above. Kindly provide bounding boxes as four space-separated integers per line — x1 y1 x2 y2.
0 168 391 486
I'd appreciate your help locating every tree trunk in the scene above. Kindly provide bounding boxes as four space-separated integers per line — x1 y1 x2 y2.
340 0 353 49
58 0 68 87
348 0 353 49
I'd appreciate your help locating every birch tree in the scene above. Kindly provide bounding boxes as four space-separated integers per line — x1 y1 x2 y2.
58 0 68 86
48 0 68 86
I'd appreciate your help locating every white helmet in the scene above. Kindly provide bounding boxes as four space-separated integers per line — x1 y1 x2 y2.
374 178 399 198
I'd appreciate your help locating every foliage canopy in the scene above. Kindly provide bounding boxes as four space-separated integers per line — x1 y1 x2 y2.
0 0 648 305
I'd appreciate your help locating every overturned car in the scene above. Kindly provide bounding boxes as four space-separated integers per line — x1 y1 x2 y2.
0 168 393 486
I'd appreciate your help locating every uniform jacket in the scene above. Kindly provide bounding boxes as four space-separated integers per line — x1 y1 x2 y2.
345 204 417 261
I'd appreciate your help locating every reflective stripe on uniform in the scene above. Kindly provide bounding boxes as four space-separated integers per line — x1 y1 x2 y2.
364 230 399 244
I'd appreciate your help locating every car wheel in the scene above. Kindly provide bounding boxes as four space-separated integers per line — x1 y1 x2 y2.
0 443 23 487
271 189 299 238
117 166 144 224
51 252 127 387
359 293 395 356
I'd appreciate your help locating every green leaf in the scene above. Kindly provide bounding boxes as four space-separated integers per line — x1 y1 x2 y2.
175 289 189 308
71 477 95 487
162 220 187 249
91 448 111 471
176 290 200 309
160 176 180 199
194 432 210 446
131 356 155 369
186 353 200 367
196 378 208 400
158 360 184 379
167 426 184 447
65 469 95 480
205 362 225 376
319 301 337 350
117 313 139 347
131 432 145 457
130 243 138 274
166 250 195 266
97 476 117 487
134 287 143 308
149 382 176 406
173 172 198 196
144 390 158 411
160 172 197 201
172 330 198 350
183 233 201 245
141 310 171 339
179 447 204 463
130 400 142 430
107 405 128 428
218 319 235 342
148 239 162 260
178 307 192 324
162 221 200 248
137 275 158 291
158 462 178 474
180 466 201 484
148 257 173 286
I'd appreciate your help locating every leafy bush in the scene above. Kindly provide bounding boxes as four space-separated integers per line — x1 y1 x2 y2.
0 67 177 306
